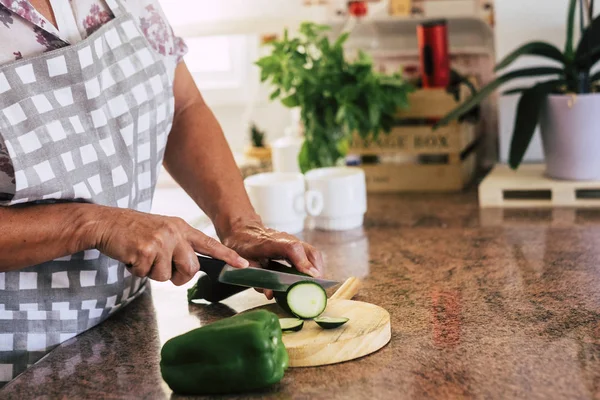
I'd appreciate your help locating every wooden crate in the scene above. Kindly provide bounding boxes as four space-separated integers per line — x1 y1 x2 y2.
350 123 475 156
479 164 600 209
389 0 412 16
396 87 470 120
348 85 478 193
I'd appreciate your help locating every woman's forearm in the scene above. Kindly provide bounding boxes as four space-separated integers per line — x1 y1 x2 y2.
163 63 260 239
0 199 249 279
0 202 98 271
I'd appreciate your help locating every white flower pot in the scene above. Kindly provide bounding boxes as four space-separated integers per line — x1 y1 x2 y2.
271 136 303 174
540 93 600 181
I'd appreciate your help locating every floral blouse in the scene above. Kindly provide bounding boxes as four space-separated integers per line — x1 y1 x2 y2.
0 0 188 199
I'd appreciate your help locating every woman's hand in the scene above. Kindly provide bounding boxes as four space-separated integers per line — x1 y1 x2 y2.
219 218 324 300
91 207 248 286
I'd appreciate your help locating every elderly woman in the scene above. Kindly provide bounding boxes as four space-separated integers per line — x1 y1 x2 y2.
0 0 323 384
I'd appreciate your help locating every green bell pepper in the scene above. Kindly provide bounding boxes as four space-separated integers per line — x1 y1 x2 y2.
160 310 289 395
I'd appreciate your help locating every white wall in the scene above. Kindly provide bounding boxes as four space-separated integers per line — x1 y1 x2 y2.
160 0 312 26
495 0 589 164
210 101 293 154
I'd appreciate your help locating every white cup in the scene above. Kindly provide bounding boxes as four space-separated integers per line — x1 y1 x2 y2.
304 167 367 231
244 172 324 234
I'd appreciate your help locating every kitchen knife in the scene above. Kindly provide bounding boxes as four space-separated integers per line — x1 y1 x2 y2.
195 255 339 302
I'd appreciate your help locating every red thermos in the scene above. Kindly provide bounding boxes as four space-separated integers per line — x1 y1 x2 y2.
417 19 450 88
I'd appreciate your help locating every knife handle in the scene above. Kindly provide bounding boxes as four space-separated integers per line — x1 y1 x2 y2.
194 257 249 303
192 275 249 303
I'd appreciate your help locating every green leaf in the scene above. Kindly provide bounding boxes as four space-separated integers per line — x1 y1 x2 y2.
335 105 346 124
368 101 380 128
379 76 409 88
269 88 281 100
576 14 600 68
317 141 334 167
495 41 567 71
503 80 566 96
509 80 562 169
565 0 578 58
255 58 269 68
450 69 478 96
298 141 311 174
502 87 530 95
576 45 600 69
336 137 349 156
260 69 270 83
591 69 600 82
281 94 300 108
575 12 600 63
334 32 350 49
434 67 564 129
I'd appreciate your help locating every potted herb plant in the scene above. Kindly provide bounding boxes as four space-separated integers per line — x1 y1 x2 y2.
244 123 272 163
436 0 600 181
256 22 413 173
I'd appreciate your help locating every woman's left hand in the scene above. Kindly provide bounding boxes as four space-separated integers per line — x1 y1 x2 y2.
219 219 324 300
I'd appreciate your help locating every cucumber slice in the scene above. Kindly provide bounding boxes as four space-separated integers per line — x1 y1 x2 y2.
279 318 304 332
285 281 327 319
314 316 349 329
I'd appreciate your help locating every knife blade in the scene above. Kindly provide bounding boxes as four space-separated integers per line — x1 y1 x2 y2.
197 255 339 292
218 265 339 292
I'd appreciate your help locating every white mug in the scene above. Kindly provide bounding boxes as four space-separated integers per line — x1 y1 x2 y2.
244 172 324 234
304 167 367 231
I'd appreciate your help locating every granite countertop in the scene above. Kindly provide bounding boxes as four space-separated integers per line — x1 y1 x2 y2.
3 190 600 399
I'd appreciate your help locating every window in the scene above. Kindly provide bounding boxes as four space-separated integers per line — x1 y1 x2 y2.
182 34 259 105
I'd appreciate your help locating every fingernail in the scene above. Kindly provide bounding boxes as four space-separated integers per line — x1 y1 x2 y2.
309 267 321 277
238 258 250 268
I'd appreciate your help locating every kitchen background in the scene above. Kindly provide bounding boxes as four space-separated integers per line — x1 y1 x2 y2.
151 0 588 228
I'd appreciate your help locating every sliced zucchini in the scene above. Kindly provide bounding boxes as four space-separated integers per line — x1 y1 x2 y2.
285 281 327 319
274 291 293 316
279 318 304 332
270 263 315 317
314 316 349 329
272 267 310 316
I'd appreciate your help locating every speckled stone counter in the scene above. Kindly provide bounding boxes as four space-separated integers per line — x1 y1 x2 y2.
3 191 600 400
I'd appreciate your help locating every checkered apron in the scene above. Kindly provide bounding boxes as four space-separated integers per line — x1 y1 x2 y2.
0 0 177 384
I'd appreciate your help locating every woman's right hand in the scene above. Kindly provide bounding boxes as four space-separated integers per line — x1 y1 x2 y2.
90 207 249 286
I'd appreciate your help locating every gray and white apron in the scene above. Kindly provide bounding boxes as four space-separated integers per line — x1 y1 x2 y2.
0 0 177 384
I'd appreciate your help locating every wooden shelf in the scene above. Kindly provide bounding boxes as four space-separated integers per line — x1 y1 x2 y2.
172 14 493 39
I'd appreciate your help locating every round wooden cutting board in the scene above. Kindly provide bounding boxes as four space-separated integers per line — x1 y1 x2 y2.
248 278 391 367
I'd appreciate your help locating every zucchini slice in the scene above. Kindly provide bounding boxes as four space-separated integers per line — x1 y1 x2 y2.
285 281 327 319
274 291 293 316
279 318 304 332
271 264 313 316
314 316 349 329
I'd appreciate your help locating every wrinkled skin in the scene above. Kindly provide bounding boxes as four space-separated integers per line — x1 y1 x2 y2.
220 220 324 299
